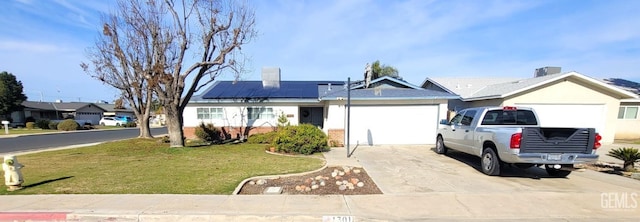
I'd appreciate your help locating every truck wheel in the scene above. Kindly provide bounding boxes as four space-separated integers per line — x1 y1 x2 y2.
545 165 572 177
435 136 447 154
481 148 501 176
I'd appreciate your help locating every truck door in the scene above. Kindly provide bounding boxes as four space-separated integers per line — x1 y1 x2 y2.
447 111 468 153
459 110 477 154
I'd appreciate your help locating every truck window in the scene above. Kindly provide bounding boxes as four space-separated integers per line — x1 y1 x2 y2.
450 112 465 125
461 110 477 126
481 110 538 125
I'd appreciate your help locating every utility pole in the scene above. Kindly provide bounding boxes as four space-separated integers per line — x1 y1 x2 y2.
346 77 351 158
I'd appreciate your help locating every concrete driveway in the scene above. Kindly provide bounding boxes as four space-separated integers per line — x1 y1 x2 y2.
349 145 639 194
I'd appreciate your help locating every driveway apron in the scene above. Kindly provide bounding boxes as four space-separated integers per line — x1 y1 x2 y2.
348 145 640 195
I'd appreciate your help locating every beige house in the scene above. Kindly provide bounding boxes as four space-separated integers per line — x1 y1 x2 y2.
422 70 639 144
616 98 640 140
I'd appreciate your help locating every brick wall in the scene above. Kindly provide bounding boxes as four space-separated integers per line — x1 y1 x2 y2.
328 129 345 147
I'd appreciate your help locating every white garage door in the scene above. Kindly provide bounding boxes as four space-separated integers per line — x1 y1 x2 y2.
515 104 605 133
349 105 438 145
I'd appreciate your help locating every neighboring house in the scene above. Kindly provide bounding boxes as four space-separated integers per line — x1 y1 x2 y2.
603 78 640 140
11 101 107 126
95 103 135 118
184 68 457 145
421 68 640 144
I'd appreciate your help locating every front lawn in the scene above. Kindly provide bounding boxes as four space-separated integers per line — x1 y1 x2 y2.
0 139 324 195
1 128 58 135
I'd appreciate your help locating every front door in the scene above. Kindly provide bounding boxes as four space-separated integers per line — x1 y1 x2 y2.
299 107 323 128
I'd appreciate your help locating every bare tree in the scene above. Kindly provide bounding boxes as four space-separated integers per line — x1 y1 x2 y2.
81 0 159 138
86 0 256 147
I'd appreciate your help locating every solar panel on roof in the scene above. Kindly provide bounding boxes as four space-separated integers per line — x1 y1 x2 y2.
202 81 345 99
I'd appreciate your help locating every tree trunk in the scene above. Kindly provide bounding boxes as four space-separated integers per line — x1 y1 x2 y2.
165 105 185 147
138 116 152 138
623 161 635 172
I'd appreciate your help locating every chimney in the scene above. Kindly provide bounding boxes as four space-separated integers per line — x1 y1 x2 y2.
534 66 561 77
261 67 281 89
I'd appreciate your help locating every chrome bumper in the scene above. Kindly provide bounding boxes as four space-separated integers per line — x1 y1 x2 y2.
502 153 599 164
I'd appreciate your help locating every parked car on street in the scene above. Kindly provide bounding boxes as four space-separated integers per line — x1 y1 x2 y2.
99 117 129 126
436 106 601 177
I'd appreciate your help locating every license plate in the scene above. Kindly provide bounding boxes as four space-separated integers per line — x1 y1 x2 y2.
547 154 562 161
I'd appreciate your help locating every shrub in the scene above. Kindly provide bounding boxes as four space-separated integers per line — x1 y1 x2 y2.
57 119 80 131
25 122 35 129
25 116 35 123
123 122 137 128
48 121 59 130
272 124 329 155
35 119 50 129
607 147 640 172
247 131 278 144
194 122 222 142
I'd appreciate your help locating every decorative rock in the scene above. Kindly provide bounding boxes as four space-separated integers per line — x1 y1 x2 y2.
350 178 359 185
295 185 302 191
335 176 342 180
304 187 311 192
248 181 256 185
353 169 361 174
311 184 319 190
305 178 313 184
347 183 355 190
320 180 326 186
338 171 345 176
342 180 348 185
256 179 267 185
315 175 323 180
336 181 342 185
331 172 338 177
357 182 364 187
338 185 347 191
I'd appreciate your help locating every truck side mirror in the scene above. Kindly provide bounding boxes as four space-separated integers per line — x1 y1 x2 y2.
439 119 449 125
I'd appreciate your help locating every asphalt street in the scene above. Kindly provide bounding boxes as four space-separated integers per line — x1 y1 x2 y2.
0 127 167 154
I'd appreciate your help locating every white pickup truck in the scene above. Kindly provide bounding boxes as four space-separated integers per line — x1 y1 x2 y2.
436 106 601 177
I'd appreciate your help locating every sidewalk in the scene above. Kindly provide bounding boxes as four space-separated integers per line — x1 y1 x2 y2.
0 147 638 221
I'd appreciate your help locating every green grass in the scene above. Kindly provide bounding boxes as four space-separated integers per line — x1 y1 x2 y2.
1 139 324 195
1 128 58 135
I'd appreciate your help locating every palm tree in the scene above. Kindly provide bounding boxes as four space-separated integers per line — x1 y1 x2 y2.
371 60 400 79
607 147 640 172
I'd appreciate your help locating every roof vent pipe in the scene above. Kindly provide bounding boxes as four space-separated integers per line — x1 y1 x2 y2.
534 66 561 77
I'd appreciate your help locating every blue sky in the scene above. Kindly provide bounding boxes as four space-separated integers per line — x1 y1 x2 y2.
1 0 639 103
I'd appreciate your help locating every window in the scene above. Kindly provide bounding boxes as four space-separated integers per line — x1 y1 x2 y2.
248 107 274 120
618 106 639 119
449 112 465 125
461 110 477 126
196 108 223 120
481 110 538 125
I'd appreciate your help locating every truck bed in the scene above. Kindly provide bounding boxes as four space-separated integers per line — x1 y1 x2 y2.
520 127 595 154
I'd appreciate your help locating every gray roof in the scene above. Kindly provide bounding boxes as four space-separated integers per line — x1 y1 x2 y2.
423 77 520 98
319 86 458 101
22 101 107 112
94 103 134 113
425 71 639 101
